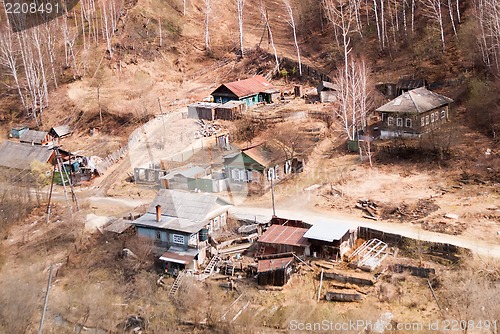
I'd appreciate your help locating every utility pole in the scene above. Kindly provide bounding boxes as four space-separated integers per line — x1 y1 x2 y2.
45 164 57 224
38 265 54 334
269 168 276 217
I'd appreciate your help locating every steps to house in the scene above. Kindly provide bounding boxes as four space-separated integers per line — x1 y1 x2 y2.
168 271 185 296
203 255 221 275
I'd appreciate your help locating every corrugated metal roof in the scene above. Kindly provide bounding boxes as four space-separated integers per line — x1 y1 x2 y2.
148 189 231 222
214 76 276 99
0 141 53 170
50 125 72 137
376 87 453 114
159 246 198 264
257 257 294 272
163 166 206 179
258 225 310 247
303 221 352 242
242 142 285 168
19 130 49 144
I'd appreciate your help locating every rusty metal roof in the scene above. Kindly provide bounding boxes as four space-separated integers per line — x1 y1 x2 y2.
214 75 276 99
376 87 453 114
257 257 294 272
258 225 310 247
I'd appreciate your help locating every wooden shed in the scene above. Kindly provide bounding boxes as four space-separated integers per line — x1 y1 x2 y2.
215 101 246 120
257 256 294 286
187 102 221 120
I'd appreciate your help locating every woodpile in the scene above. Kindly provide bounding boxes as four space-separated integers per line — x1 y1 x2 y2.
194 119 223 138
356 199 381 220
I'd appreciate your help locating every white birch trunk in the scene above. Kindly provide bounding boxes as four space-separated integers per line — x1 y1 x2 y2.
284 0 302 76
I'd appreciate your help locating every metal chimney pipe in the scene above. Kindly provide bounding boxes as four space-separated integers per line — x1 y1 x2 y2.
155 205 161 222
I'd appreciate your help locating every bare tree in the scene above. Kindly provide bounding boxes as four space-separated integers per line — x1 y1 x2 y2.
0 29 28 112
283 0 302 76
205 0 211 51
447 0 457 37
260 1 279 71
237 0 244 57
332 57 372 141
421 0 446 51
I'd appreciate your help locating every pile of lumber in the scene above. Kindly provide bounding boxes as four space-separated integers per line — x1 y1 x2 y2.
356 199 380 220
194 120 223 138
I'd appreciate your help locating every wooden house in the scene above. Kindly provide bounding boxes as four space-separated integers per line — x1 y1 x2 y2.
19 130 52 146
257 224 310 256
131 189 232 271
303 221 357 260
0 141 55 171
375 87 453 139
257 257 294 286
222 142 300 186
211 76 280 107
317 81 339 103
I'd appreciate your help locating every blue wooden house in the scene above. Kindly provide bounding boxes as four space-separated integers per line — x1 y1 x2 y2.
131 189 232 271
211 75 280 107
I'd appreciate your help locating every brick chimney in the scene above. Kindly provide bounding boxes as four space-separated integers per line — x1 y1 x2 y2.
155 205 161 222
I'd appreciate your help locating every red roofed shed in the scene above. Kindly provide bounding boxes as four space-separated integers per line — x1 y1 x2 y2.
258 225 310 256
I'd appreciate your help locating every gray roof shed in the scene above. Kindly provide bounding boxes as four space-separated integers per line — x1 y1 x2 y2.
0 141 53 170
19 130 49 144
303 221 353 242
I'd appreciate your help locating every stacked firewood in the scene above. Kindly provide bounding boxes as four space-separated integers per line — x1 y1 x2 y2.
356 199 381 220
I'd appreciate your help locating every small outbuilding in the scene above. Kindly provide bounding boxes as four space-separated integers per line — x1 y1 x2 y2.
215 101 247 120
49 125 73 142
257 256 294 286
19 130 52 146
9 126 29 139
187 102 221 120
317 81 339 103
0 141 55 171
257 224 310 256
304 221 357 260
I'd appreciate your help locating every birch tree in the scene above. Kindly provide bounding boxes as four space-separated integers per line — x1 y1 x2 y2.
237 0 244 57
0 30 28 112
421 0 446 51
332 57 372 140
205 0 211 51
260 2 280 71
283 0 302 76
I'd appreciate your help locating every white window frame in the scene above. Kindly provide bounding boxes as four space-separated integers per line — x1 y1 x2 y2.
421 117 425 127
426 115 430 125
246 170 252 181
156 231 161 240
405 118 412 128
231 168 239 181
214 216 220 230
441 110 446 119
388 117 394 126
172 234 184 245
431 113 435 123
239 170 247 182
435 111 439 120
396 118 403 127
189 233 197 246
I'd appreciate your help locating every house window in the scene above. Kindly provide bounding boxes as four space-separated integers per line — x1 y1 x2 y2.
431 113 435 123
246 170 253 181
214 216 220 230
172 234 184 245
406 118 412 127
381 113 386 121
156 231 161 240
388 117 394 126
396 118 403 127
421 117 425 127
441 110 446 119
435 111 439 121
426 115 430 125
189 233 197 246
275 165 280 179
239 170 247 182
231 168 240 181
